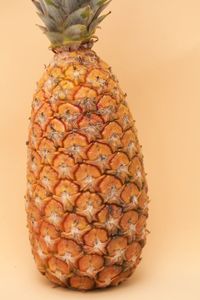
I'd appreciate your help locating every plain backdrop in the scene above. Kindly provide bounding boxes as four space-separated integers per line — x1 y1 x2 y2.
0 1 200 299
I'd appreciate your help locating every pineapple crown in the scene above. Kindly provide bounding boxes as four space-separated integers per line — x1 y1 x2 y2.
32 0 112 51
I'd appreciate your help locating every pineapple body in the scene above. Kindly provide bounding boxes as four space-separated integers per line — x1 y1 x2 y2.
26 50 149 290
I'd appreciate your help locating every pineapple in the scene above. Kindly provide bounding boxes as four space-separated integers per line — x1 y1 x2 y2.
26 0 150 291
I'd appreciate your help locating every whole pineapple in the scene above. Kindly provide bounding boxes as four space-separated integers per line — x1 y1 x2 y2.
26 0 149 291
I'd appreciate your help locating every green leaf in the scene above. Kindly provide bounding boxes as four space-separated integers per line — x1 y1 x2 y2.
32 0 44 14
44 0 55 6
45 31 63 43
88 0 111 31
89 11 110 33
44 2 64 23
62 0 92 14
40 1 48 15
64 24 88 40
37 24 48 33
37 13 58 30
90 0 108 11
46 0 63 8
92 0 111 18
61 0 79 15
65 5 93 27
32 0 49 16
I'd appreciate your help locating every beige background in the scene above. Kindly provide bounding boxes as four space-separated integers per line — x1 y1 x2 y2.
0 0 200 299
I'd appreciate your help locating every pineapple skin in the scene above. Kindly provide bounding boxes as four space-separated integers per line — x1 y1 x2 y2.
26 49 149 291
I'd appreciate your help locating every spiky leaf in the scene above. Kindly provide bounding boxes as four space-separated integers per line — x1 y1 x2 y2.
65 5 93 27
45 31 63 43
64 24 88 40
37 13 58 30
44 2 64 23
32 0 44 14
89 11 110 33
